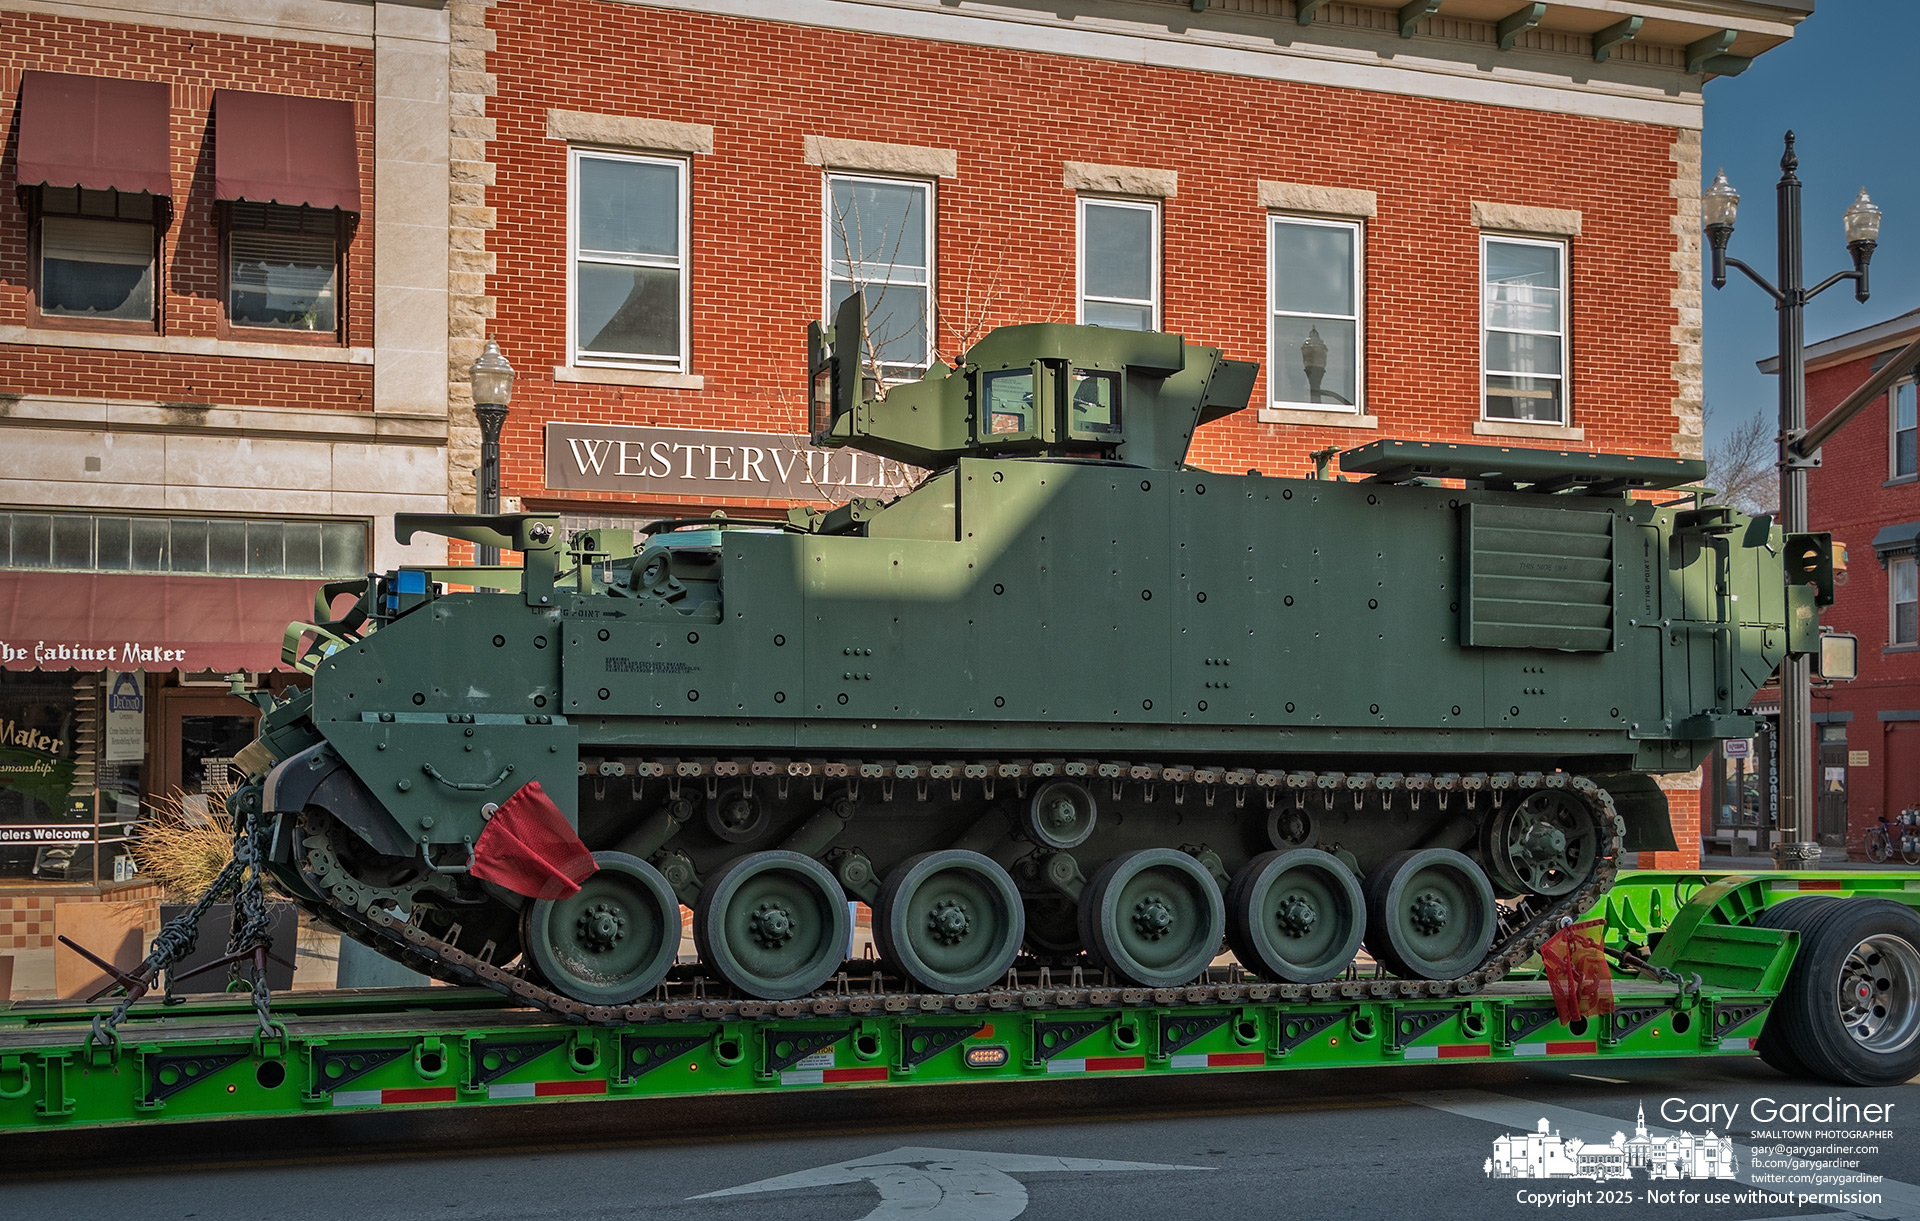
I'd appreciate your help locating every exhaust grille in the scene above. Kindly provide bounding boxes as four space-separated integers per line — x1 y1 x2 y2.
1462 502 1616 651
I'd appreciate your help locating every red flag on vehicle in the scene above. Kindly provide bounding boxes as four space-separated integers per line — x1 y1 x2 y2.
1539 917 1616 1024
469 780 597 901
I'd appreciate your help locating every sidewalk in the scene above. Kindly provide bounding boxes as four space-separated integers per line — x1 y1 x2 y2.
5 920 344 1002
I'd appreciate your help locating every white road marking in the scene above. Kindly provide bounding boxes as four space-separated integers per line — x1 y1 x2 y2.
689 1145 1210 1220
1568 1073 1629 1085
1403 1088 1920 1221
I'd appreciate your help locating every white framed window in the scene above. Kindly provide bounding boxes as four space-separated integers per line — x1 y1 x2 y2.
1894 553 1918 647
568 148 689 371
1268 215 1362 412
36 186 157 324
1482 235 1567 424
825 173 932 378
1078 197 1158 330
1893 379 1917 481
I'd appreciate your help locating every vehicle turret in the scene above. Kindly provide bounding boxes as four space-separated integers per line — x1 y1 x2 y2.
807 293 1258 470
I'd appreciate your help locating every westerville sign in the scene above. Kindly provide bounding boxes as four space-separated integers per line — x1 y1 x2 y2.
544 423 923 501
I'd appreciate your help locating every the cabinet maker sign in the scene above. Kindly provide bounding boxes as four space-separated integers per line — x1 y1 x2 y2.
545 423 921 501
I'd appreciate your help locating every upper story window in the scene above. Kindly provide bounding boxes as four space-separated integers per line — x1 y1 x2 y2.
826 174 932 379
1078 198 1158 330
225 203 341 334
1482 235 1567 425
1894 554 1919 648
1269 216 1361 412
569 149 688 370
211 89 360 343
1894 379 1917 481
35 186 158 325
16 72 171 332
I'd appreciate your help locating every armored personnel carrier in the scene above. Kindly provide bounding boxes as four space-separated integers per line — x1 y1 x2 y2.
230 297 1837 1015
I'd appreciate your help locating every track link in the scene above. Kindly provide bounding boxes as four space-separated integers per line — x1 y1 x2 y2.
295 762 1624 1025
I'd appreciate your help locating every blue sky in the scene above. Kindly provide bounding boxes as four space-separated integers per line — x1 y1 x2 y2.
1701 0 1919 449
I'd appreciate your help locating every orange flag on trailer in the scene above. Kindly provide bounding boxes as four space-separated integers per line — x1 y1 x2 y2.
1539 918 1616 1024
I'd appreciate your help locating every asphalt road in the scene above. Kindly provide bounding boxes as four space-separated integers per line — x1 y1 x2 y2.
8 1057 1918 1221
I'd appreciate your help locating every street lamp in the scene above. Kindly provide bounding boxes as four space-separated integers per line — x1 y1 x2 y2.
1705 132 1882 870
469 336 516 565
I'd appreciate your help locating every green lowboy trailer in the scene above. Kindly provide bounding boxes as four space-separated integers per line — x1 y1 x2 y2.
5 872 1919 1133
8 299 1909 1133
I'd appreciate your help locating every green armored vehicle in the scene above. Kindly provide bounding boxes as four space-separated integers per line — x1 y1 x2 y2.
231 297 1838 1014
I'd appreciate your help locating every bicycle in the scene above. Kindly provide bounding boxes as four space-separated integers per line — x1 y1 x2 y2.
1866 817 1894 864
1864 815 1920 866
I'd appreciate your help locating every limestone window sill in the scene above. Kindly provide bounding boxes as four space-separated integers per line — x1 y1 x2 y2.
0 325 370 363
554 365 704 389
1473 419 1586 442
1257 407 1377 429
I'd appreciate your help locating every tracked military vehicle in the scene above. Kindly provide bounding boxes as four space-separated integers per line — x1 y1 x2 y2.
229 296 1838 1016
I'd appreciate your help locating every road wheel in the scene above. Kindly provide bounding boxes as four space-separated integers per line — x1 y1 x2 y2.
874 850 1024 994
1079 848 1225 988
1225 849 1365 984
694 850 851 1001
522 851 678 1005
1767 898 1920 1085
1363 849 1497 981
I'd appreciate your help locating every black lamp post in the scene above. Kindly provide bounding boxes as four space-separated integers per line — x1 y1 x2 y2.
1704 131 1882 869
469 336 516 566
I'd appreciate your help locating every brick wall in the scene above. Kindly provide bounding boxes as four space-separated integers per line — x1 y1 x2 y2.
1807 342 1920 856
481 1 1690 513
0 880 163 950
0 12 375 411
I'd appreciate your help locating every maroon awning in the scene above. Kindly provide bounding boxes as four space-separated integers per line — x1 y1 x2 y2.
15 71 171 197
0 573 322 673
214 90 360 212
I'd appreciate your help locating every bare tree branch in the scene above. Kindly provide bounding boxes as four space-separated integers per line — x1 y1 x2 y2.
1706 404 1780 515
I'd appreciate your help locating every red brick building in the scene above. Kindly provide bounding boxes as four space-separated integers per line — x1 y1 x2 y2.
457 0 1807 867
1769 309 1920 857
0 0 455 940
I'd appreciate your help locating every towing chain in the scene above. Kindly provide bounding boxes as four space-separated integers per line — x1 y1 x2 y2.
294 764 1624 1026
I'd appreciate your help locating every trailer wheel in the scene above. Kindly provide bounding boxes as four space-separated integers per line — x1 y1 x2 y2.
1752 897 1840 1079
1768 898 1920 1086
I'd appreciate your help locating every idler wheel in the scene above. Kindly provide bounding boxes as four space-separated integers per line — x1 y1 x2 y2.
1225 848 1365 984
1483 789 1599 898
1078 848 1225 989
1362 848 1497 981
694 850 851 1001
521 851 679 1005
874 850 1025 994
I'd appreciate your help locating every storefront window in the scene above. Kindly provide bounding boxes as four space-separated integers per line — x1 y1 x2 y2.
178 715 256 798
0 671 141 883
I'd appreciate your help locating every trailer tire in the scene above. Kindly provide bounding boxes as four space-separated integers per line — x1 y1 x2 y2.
1767 898 1920 1086
1751 897 1840 1079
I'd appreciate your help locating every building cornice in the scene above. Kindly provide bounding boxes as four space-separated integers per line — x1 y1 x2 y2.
0 0 447 48
1758 311 1920 376
607 0 1808 129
